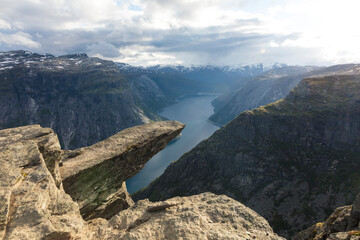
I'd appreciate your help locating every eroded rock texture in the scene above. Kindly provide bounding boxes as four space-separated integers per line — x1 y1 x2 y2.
60 120 185 220
0 125 84 240
293 193 360 240
76 193 285 240
0 123 284 240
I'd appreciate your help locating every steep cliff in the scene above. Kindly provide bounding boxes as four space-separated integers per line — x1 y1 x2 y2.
293 193 360 240
0 124 283 240
0 125 85 240
210 64 360 125
134 67 360 237
210 66 320 125
61 121 185 220
0 50 265 150
0 50 163 150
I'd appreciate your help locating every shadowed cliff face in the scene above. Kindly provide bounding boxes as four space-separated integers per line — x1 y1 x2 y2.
0 51 163 150
0 123 284 240
210 64 360 125
134 69 360 238
293 193 360 240
0 51 265 150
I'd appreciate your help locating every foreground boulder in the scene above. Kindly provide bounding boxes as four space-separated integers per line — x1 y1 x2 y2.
0 125 84 240
76 192 285 240
293 193 360 240
60 120 185 220
0 124 284 240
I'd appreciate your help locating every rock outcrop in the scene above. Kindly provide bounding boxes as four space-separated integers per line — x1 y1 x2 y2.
0 123 284 240
293 193 360 240
0 125 84 240
76 192 285 240
134 67 360 238
60 120 185 220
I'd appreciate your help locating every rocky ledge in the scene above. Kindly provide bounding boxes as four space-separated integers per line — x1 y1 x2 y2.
293 193 360 240
76 192 284 240
60 120 185 220
0 122 284 240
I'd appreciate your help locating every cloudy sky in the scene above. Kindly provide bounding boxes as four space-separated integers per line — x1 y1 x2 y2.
0 0 359 66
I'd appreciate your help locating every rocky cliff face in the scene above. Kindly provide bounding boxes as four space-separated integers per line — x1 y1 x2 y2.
0 125 84 240
134 67 360 238
210 66 321 125
293 193 360 240
0 50 265 150
0 123 283 240
210 64 360 125
0 50 163 150
60 121 185 220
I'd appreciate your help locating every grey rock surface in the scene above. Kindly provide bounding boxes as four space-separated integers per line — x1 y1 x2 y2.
0 124 283 240
0 125 84 240
60 120 185 220
76 193 285 240
293 193 360 240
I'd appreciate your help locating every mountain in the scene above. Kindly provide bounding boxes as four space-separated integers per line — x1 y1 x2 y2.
210 64 360 126
117 63 265 106
0 50 168 149
134 64 360 238
0 50 265 149
210 65 322 125
147 64 264 93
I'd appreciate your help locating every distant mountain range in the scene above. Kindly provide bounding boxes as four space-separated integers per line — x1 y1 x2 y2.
0 50 264 149
210 64 360 125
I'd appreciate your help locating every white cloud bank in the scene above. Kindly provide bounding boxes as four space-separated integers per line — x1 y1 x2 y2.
0 0 359 66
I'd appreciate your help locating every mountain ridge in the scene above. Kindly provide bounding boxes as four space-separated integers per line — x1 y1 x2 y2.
134 66 360 238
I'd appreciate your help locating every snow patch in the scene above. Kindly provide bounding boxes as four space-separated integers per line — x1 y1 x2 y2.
0 66 13 71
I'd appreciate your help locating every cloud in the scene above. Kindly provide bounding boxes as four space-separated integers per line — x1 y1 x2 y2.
0 19 11 30
0 31 41 49
0 0 359 66
86 41 122 58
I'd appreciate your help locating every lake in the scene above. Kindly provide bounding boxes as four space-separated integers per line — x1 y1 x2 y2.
126 95 220 194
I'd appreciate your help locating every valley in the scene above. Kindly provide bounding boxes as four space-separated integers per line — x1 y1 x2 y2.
1 50 360 239
126 94 220 193
2 1 360 239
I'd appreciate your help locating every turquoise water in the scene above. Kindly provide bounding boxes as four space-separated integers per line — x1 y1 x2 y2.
126 95 220 194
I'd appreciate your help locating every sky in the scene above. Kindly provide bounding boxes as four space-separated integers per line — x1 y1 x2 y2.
0 0 360 66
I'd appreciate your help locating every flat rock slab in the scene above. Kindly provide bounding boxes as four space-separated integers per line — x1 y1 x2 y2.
60 120 185 220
